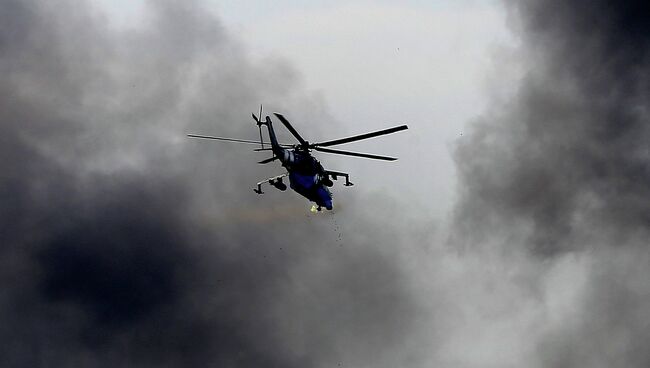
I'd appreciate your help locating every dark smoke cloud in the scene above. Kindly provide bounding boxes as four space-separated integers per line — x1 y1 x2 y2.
453 0 650 366
455 0 650 254
7 0 649 366
0 1 417 366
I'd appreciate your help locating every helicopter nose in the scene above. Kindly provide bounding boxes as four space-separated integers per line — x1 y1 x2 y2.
315 186 333 210
322 195 333 210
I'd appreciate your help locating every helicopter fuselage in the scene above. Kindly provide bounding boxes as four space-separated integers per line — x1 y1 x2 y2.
264 119 333 210
285 151 333 210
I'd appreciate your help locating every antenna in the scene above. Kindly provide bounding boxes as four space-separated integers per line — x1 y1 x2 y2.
257 104 265 149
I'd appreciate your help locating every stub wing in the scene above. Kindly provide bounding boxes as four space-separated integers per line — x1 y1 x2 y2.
324 170 354 186
253 173 289 194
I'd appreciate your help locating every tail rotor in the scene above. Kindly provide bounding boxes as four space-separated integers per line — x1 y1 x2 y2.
252 104 265 149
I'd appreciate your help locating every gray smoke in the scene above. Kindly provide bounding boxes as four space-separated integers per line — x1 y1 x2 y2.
5 0 650 367
0 1 417 367
452 0 650 366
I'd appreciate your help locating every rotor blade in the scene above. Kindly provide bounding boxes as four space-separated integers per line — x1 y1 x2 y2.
314 146 397 161
187 134 262 145
313 124 408 147
188 134 293 147
258 156 278 164
274 113 308 146
255 145 294 150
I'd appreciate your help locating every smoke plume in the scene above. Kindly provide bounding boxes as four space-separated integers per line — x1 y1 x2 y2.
0 1 416 367
4 0 650 367
453 0 650 366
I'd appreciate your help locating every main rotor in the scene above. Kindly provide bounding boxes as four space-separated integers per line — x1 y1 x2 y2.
187 107 408 162
272 112 408 161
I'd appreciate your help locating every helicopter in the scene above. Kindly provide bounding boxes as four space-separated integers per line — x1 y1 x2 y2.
188 107 408 211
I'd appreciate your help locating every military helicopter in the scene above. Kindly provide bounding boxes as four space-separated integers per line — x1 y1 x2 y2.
188 107 408 211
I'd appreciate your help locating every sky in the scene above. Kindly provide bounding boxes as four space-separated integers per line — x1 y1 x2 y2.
93 0 514 219
2 0 649 367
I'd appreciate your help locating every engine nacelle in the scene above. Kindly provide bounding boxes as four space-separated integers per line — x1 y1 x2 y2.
322 176 334 187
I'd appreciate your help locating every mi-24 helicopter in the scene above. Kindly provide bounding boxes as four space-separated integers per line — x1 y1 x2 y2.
188 107 408 212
